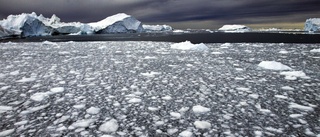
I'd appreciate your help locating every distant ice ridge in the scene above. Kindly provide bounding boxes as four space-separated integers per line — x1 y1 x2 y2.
305 18 320 32
218 25 251 32
171 41 209 51
142 24 173 32
0 12 173 38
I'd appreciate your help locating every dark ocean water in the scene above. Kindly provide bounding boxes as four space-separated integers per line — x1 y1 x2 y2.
1 31 320 43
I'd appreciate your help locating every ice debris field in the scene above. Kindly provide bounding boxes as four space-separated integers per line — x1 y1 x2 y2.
0 41 319 137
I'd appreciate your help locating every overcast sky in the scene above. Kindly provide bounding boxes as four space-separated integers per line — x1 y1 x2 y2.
0 0 319 29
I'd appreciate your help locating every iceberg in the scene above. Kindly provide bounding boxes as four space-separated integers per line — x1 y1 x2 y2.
218 25 251 32
38 14 93 35
142 24 173 32
0 26 14 38
305 18 320 32
88 13 144 33
258 61 292 70
0 12 52 37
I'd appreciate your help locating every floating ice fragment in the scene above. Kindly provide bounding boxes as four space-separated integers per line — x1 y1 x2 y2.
310 48 320 52
289 103 314 111
289 114 304 118
148 107 159 111
192 105 210 114
16 77 36 83
179 130 193 137
280 71 307 80
99 119 119 133
162 95 172 100
0 106 13 113
258 61 292 70
86 107 100 115
128 98 141 103
42 41 58 45
170 112 181 119
194 121 211 129
30 92 49 102
281 86 294 90
73 104 86 109
50 87 65 93
0 129 15 137
171 41 209 51
167 128 178 135
70 119 95 129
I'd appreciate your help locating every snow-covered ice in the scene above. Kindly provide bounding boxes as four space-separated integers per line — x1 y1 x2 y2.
218 25 251 32
310 48 320 52
192 105 210 114
194 121 211 129
258 61 292 70
171 41 209 51
305 18 320 32
99 119 119 133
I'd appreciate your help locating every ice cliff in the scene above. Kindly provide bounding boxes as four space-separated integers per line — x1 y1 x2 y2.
88 13 144 33
305 18 320 32
0 12 173 38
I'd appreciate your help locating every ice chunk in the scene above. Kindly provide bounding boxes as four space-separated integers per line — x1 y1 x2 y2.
0 129 15 137
280 71 307 78
170 112 181 119
194 121 211 129
289 103 314 111
128 98 142 103
50 87 64 93
192 105 210 114
30 92 49 102
171 41 209 51
16 77 36 83
167 128 178 135
73 104 86 109
179 130 193 137
310 48 320 52
142 24 173 32
258 61 292 70
99 119 119 133
218 25 251 32
305 18 320 32
0 106 13 113
281 86 294 90
86 107 100 115
70 119 95 128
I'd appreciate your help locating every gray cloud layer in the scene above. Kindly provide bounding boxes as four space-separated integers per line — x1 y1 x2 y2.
0 0 319 28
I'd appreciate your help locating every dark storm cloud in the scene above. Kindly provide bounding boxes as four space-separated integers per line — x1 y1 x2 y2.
0 0 319 26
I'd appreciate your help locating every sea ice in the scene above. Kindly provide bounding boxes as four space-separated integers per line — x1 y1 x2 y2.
192 105 210 114
171 41 209 51
0 129 15 137
288 103 314 111
194 121 211 129
179 130 193 137
310 48 320 52
86 107 100 115
258 61 292 70
99 119 119 133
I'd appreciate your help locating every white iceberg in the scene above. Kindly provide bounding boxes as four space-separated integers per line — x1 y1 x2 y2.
38 14 93 35
218 25 251 32
88 13 144 33
171 41 209 51
258 61 292 70
0 12 52 37
0 26 13 38
304 18 320 32
142 24 173 32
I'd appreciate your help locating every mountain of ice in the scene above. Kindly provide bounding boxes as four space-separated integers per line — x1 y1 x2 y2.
142 24 173 32
0 26 13 38
88 13 143 33
305 18 320 32
218 25 251 32
0 12 52 37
